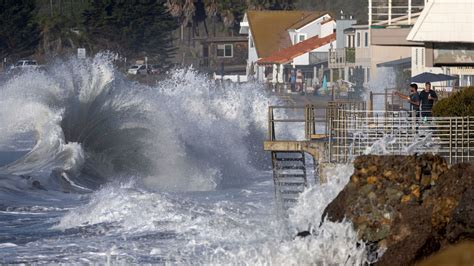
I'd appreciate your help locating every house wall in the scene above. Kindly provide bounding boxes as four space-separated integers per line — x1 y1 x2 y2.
248 30 259 65
247 29 262 80
298 21 321 40
370 45 412 80
294 14 332 43
371 28 417 46
207 41 247 73
321 21 336 37
355 29 370 49
336 20 357 49
294 54 309 65
293 41 334 66
411 47 426 74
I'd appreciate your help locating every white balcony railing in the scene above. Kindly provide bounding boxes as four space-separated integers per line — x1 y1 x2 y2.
329 48 371 68
369 0 425 26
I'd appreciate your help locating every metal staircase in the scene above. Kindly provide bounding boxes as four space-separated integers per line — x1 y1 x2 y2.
271 151 308 210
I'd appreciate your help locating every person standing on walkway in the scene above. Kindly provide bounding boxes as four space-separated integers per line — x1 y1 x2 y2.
289 69 296 92
296 70 304 93
419 82 438 117
395 84 420 116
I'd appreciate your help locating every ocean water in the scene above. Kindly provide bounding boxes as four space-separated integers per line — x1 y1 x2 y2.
0 55 366 264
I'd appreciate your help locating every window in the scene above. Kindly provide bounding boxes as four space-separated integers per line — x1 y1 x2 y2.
356 32 361 47
364 32 369 47
347 35 355 48
298 34 307 42
422 48 425 66
415 48 418 66
217 44 233 58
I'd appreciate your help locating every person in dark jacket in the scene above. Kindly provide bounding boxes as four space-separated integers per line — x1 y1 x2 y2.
419 82 438 117
394 84 420 117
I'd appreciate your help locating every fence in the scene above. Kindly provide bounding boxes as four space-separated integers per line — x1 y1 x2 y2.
329 110 474 165
267 103 474 165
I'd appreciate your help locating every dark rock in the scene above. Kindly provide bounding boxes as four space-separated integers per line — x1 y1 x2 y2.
31 180 47 191
296 231 311 238
323 154 474 265
417 241 474 266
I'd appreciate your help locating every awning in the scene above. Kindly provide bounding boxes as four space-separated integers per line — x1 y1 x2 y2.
411 72 458 83
377 57 411 68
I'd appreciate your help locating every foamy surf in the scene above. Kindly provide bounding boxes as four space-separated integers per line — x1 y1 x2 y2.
0 55 366 264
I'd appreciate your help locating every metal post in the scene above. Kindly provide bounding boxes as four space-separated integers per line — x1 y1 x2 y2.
449 118 452 165
368 0 372 27
388 0 392 25
369 91 374 112
468 118 471 161
408 0 412 25
268 107 274 141
304 105 309 140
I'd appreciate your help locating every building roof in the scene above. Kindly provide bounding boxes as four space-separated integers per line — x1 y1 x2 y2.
376 57 411 68
321 18 335 25
287 12 329 30
246 11 328 58
407 0 474 43
257 33 336 65
199 36 247 43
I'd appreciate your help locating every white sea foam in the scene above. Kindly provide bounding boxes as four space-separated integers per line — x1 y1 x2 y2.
0 56 366 264
53 164 366 264
0 55 277 191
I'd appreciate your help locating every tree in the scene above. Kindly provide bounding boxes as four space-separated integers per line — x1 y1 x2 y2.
294 0 368 23
166 0 295 33
83 0 178 63
0 0 40 60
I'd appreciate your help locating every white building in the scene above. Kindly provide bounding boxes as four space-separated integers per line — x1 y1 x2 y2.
407 0 474 87
240 11 336 83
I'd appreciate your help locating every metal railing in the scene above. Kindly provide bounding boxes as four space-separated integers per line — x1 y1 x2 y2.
369 0 425 26
267 103 474 165
268 101 367 141
268 105 328 141
329 110 474 164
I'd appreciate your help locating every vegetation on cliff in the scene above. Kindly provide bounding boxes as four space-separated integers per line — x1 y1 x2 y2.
83 0 178 62
432 86 474 117
1 0 370 63
0 0 40 59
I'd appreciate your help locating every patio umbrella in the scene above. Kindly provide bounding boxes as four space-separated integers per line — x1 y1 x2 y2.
436 73 458 81
411 72 457 83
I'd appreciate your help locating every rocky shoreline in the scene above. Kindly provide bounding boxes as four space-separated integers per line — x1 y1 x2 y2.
323 154 474 265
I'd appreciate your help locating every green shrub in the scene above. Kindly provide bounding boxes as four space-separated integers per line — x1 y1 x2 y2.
432 86 474 117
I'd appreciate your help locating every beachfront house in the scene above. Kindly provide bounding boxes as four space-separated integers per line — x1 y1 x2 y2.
328 22 372 86
407 0 474 88
199 36 248 78
239 11 336 86
368 0 425 90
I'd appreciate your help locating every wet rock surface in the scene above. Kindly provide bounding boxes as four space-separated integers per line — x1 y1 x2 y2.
323 154 474 265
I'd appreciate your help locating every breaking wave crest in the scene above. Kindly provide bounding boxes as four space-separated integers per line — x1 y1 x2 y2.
0 54 274 192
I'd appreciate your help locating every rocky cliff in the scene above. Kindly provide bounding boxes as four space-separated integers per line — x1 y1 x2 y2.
323 154 474 265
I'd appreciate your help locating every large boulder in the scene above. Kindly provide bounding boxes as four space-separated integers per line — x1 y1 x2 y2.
323 154 474 265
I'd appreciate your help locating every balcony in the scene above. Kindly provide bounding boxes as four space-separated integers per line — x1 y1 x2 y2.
329 48 356 68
